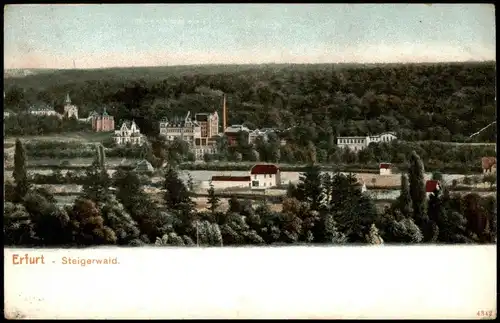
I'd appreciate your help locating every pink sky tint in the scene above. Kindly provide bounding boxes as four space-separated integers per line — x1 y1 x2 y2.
4 43 495 70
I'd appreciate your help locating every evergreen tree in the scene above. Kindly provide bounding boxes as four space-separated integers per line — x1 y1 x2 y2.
163 166 194 212
13 139 30 202
408 151 428 228
207 180 220 215
296 164 325 211
397 173 413 218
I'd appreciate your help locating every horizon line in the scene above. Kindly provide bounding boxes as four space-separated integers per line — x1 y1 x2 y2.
4 60 496 72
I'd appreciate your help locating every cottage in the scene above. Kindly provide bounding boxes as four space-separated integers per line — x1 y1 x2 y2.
28 104 60 117
224 125 251 146
481 157 496 174
210 176 251 190
135 160 154 173
425 180 441 197
379 163 392 175
250 164 281 189
114 120 144 145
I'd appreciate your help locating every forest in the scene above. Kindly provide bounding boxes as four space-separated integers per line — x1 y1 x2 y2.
4 61 497 143
4 139 497 247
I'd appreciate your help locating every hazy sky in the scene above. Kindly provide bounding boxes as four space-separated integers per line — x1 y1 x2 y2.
4 4 496 69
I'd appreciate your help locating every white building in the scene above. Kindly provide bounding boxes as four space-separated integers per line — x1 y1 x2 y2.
63 93 78 119
27 104 60 117
210 176 252 190
114 120 144 145
379 163 392 176
250 164 281 189
337 132 398 152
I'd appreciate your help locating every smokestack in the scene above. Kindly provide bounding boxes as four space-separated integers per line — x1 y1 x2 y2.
222 94 227 132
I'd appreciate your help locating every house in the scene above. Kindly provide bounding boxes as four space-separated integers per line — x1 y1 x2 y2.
28 104 60 117
224 125 251 146
114 120 144 145
379 163 392 175
134 160 154 173
425 180 441 197
337 132 398 152
63 93 79 119
3 109 15 119
91 108 115 132
250 164 281 189
159 111 201 144
210 176 252 190
481 157 496 174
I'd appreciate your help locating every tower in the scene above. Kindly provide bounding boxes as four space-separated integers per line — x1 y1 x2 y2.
222 94 227 132
63 93 78 119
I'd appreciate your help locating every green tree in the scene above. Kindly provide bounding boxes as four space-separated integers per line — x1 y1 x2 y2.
295 164 325 211
207 180 220 215
397 173 413 218
163 167 194 212
13 139 30 202
408 151 428 231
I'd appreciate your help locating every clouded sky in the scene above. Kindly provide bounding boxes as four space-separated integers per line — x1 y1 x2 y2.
4 4 496 69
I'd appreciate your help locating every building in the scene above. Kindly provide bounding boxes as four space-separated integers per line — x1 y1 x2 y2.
91 108 115 132
134 160 154 173
114 120 144 145
210 176 252 190
27 104 60 117
4 109 15 119
63 93 79 119
425 180 441 197
337 132 398 152
159 110 220 160
224 125 251 146
379 163 392 175
482 157 497 174
250 164 281 189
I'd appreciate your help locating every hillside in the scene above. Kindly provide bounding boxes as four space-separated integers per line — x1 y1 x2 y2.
3 61 496 143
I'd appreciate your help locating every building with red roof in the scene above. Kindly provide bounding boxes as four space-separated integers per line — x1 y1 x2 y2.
379 163 392 175
250 164 281 189
425 180 441 197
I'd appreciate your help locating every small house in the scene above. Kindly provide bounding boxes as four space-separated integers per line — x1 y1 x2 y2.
425 180 441 197
481 157 496 174
211 176 251 190
135 160 154 173
250 164 281 189
379 163 392 175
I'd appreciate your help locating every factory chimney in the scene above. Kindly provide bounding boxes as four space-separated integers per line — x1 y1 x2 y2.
222 94 227 133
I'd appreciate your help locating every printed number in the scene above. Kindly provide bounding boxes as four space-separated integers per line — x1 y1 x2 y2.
477 310 493 317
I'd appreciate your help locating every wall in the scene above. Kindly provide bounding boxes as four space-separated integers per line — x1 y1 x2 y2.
250 173 277 189
380 168 392 176
211 180 251 190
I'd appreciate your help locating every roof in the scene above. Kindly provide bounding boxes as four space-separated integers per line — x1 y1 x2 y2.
225 125 250 133
250 164 280 175
28 104 55 112
212 176 250 182
379 163 392 169
425 180 441 193
195 113 209 122
482 157 496 170
135 160 154 172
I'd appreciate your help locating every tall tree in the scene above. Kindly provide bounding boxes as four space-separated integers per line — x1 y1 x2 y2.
397 173 413 218
207 180 220 215
295 164 325 211
163 167 194 212
408 151 428 228
13 139 30 202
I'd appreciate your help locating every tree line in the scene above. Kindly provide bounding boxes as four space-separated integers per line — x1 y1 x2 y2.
4 62 496 144
4 139 496 247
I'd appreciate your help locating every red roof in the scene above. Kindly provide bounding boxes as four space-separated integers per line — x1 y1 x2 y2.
212 176 250 182
379 163 392 169
250 164 280 175
425 180 441 193
482 157 496 170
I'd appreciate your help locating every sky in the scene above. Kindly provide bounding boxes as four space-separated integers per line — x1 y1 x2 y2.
3 4 496 69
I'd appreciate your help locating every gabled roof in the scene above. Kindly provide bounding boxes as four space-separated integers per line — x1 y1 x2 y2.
379 163 392 169
212 175 250 182
135 160 154 172
250 164 279 175
425 180 441 193
481 157 496 170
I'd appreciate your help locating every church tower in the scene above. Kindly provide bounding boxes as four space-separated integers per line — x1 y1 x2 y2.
64 93 79 119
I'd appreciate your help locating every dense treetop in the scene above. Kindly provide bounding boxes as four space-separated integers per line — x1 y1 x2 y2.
4 61 496 142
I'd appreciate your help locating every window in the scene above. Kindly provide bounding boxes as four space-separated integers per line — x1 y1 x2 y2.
254 175 257 179
252 181 259 187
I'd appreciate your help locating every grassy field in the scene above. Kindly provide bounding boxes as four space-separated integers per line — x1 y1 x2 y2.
3 131 113 144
